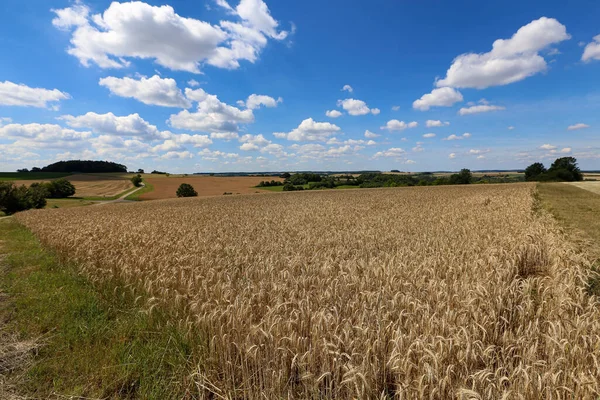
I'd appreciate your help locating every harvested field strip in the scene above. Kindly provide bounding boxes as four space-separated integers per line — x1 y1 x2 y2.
10 174 133 198
16 184 600 398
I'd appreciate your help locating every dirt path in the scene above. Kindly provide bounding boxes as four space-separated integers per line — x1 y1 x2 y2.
92 183 146 206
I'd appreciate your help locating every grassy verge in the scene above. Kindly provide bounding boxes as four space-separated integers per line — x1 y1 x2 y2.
0 219 198 398
537 182 600 297
125 180 154 201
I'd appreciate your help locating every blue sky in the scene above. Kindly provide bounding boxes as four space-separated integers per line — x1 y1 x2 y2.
0 0 599 172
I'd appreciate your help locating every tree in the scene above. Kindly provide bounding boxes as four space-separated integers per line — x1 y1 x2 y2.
450 169 473 185
547 157 583 182
524 162 547 181
17 168 29 173
0 182 47 215
176 183 198 197
280 172 291 179
131 174 143 187
45 178 76 198
137 169 145 174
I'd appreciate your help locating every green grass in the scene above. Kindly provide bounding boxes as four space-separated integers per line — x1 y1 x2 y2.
45 198 97 209
0 219 200 398
537 183 600 299
125 180 154 201
0 172 72 181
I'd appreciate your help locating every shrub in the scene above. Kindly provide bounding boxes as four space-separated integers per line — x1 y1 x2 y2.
45 178 76 198
282 183 304 191
176 184 198 198
0 182 47 215
131 174 143 187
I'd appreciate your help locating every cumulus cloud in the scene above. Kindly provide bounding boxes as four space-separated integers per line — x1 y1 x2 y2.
210 132 239 140
0 81 70 108
99 75 191 108
326 110 343 118
449 153 456 159
443 133 471 140
392 105 401 111
198 148 239 161
241 94 282 109
582 34 600 62
561 147 572 153
342 84 353 93
380 120 418 131
426 120 450 128
0 123 91 142
436 17 570 89
364 130 380 138
413 87 463 111
169 88 254 133
508 126 515 130
373 147 406 158
567 123 590 131
540 144 557 150
423 133 436 138
188 79 200 87
52 0 289 72
458 105 505 116
469 149 490 155
160 151 194 159
61 112 170 139
337 98 379 116
275 118 341 141
239 133 270 151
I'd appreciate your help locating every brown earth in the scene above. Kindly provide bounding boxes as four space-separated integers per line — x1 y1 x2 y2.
10 174 132 198
140 176 283 200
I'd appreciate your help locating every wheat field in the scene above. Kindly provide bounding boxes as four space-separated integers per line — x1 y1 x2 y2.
16 183 600 399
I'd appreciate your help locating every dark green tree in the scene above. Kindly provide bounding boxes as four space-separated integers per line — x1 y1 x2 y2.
176 183 198 197
547 157 583 181
45 178 76 198
450 169 473 185
131 174 143 187
524 162 547 181
0 182 47 215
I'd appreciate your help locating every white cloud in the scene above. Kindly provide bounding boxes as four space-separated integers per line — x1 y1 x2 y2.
373 147 406 158
540 144 557 150
423 133 436 138
0 81 70 108
582 34 600 62
412 145 424 152
243 94 282 110
210 132 239 140
567 123 590 131
477 155 485 159
436 17 570 89
276 118 341 141
174 133 213 148
99 75 191 108
188 79 200 87
449 153 456 159
444 133 472 141
364 130 380 138
198 148 239 161
0 123 91 142
508 126 515 130
426 120 450 128
160 151 194 159
342 84 353 93
239 133 270 150
240 142 259 151
170 88 254 133
413 87 463 111
469 149 490 155
380 120 418 131
337 98 378 116
52 0 288 72
458 105 505 116
61 112 169 139
392 105 401 111
560 147 572 153
326 110 343 118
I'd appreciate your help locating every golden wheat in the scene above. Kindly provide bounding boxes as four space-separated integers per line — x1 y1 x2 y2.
16 183 600 399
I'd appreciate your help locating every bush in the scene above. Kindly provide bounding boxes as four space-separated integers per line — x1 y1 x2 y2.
525 162 547 181
282 183 304 191
45 178 76 198
176 183 198 198
0 182 47 215
449 169 473 185
131 174 143 187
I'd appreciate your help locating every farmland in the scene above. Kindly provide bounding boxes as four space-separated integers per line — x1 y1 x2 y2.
14 183 600 398
2 174 134 198
139 175 283 200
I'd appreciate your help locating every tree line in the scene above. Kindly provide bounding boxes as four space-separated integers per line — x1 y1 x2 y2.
524 157 583 182
20 160 127 174
0 179 76 215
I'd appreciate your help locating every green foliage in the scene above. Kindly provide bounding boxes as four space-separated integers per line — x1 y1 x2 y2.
286 173 323 185
449 169 473 185
280 172 291 179
526 157 583 182
137 169 145 174
525 162 547 181
131 174 143 187
176 183 198 197
45 178 76 198
151 170 168 174
257 180 283 187
282 182 304 191
41 160 127 173
0 182 47 215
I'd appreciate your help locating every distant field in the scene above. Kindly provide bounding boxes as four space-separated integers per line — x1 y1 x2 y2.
8 174 133 198
567 180 600 196
140 175 283 200
16 183 600 398
0 172 72 181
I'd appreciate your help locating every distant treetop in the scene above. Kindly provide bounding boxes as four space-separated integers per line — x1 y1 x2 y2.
39 160 127 173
